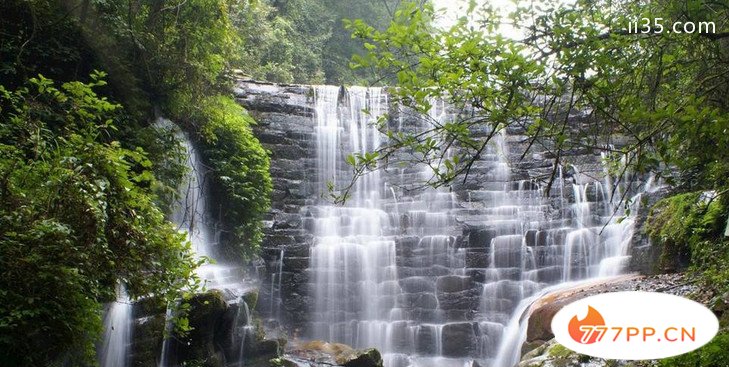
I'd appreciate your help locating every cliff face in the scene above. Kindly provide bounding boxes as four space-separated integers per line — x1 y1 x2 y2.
235 81 318 328
235 79 657 362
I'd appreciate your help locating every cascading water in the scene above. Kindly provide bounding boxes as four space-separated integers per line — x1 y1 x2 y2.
490 168 644 367
171 129 235 288
236 301 256 367
98 283 133 367
302 86 644 367
308 86 399 353
158 119 254 367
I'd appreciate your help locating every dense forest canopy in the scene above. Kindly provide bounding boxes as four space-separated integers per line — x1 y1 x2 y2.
235 0 413 84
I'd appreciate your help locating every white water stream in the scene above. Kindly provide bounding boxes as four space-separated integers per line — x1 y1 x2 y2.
304 86 643 367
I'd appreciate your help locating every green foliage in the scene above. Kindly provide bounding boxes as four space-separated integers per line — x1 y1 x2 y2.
172 94 272 259
233 0 405 84
1 0 275 364
345 1 543 188
347 0 729 197
124 122 190 214
646 191 729 291
0 0 96 90
646 192 703 271
0 75 200 366
658 331 729 367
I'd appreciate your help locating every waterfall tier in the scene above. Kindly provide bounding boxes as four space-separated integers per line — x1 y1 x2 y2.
236 81 651 367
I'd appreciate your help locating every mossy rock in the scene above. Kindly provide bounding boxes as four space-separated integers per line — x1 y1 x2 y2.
256 339 281 358
548 344 572 359
175 290 229 367
133 295 167 319
130 314 166 367
337 348 383 367
243 289 259 310
521 340 546 357
267 357 299 367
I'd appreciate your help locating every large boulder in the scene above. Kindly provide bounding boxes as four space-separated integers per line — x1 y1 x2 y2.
338 348 384 367
175 290 229 367
289 341 383 367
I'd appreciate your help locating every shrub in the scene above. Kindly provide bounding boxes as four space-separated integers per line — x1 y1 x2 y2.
0 75 200 365
171 93 272 259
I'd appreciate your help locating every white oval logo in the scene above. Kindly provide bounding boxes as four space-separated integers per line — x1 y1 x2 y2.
551 291 719 360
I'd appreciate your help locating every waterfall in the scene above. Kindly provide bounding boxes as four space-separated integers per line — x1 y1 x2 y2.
157 119 252 366
309 86 398 351
491 179 644 367
236 301 256 367
171 127 227 286
249 83 645 367
98 283 132 367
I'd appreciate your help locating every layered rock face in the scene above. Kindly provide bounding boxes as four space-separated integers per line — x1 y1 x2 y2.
236 80 651 367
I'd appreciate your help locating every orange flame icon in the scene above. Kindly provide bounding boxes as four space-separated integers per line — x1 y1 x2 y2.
568 305 606 344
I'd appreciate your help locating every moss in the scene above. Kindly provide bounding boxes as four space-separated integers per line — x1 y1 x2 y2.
645 191 729 296
337 348 384 367
243 289 259 310
645 192 701 271
255 317 267 342
268 357 298 367
547 343 572 359
658 331 729 367
645 192 729 277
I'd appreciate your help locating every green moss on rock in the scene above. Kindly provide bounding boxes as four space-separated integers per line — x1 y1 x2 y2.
547 344 572 359
338 348 384 367
243 289 259 310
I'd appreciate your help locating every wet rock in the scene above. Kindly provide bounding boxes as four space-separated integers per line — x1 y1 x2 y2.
628 187 670 274
441 322 478 357
175 290 229 367
256 339 281 357
465 249 490 268
437 289 481 311
283 256 310 272
129 314 166 367
289 341 383 367
273 213 303 229
414 326 439 354
467 228 497 248
398 292 438 310
395 236 421 255
524 230 538 247
436 275 474 293
243 289 259 311
400 277 435 293
339 348 383 367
